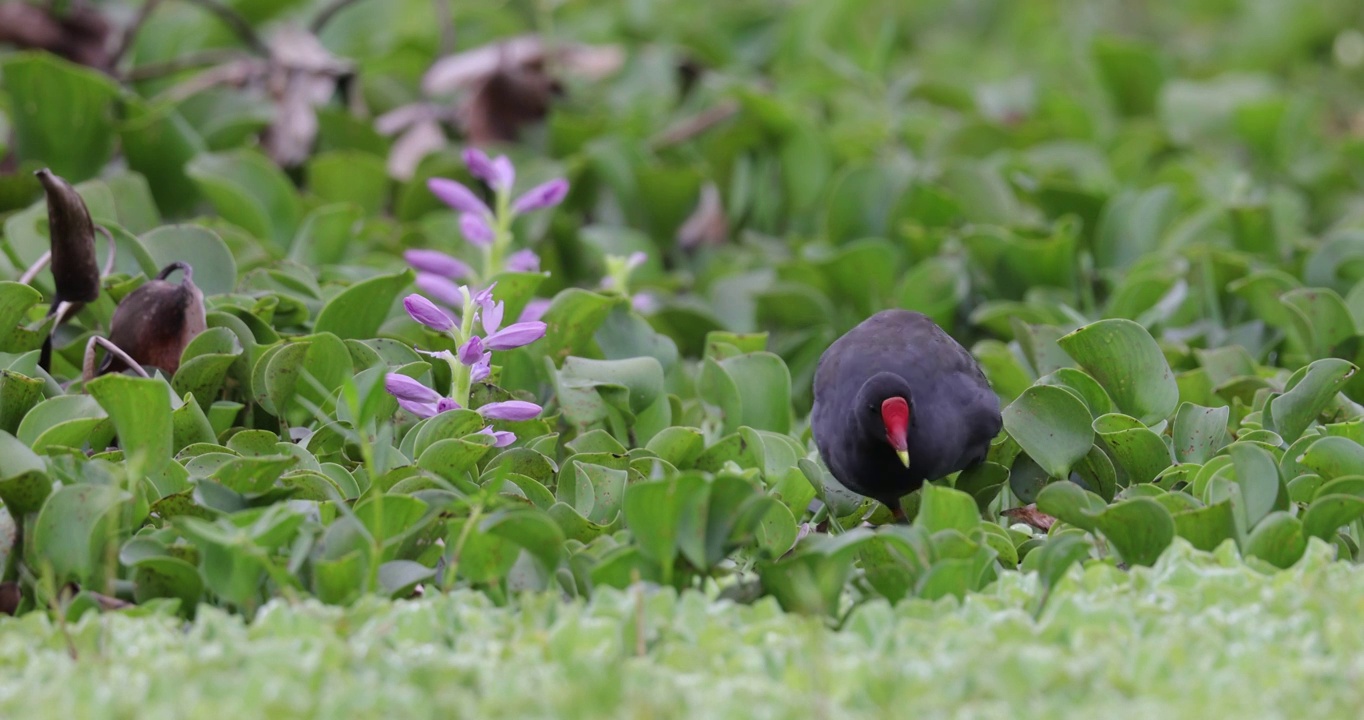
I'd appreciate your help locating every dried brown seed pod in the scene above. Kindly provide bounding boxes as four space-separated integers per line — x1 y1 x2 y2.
99 262 207 377
34 169 100 304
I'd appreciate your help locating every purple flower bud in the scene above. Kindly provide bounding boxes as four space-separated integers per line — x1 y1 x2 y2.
464 148 515 193
415 272 467 307
631 292 659 314
484 321 547 350
385 374 442 404
625 251 648 272
397 399 439 418
518 298 551 323
477 425 517 447
404 249 472 280
436 398 462 413
506 249 541 273
470 353 492 382
428 178 491 216
481 299 505 334
457 335 484 365
460 212 495 247
477 400 542 421
404 294 456 332
510 179 569 215
415 348 457 364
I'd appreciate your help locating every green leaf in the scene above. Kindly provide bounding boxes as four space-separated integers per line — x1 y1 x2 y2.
482 508 565 573
1 53 119 182
1229 443 1283 529
1243 512 1306 569
86 375 174 476
914 484 979 534
1172 501 1237 552
1002 385 1094 478
186 149 303 248
307 151 390 215
1035 481 1106 532
0 430 52 514
1267 358 1357 443
1298 436 1364 480
1095 498 1174 567
1172 403 1230 464
1093 413 1171 485
314 269 414 340
1301 494 1364 541
1058 319 1179 423
141 225 238 296
29 484 128 586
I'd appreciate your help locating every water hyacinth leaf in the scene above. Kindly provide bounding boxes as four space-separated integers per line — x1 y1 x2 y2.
1301 495 1364 541
378 560 436 598
645 427 706 469
1298 436 1364 481
1091 36 1166 117
1243 512 1307 569
1008 451 1051 505
1029 533 1093 591
1 53 120 182
1036 368 1114 417
186 149 304 248
1093 413 1171 485
1281 289 1355 359
0 430 52 514
28 484 129 587
970 340 1034 404
0 370 44 436
716 352 793 434
1035 481 1106 532
86 374 173 477
914 484 979 535
1172 403 1230 464
131 556 205 615
1171 501 1237 552
1267 358 1357 443
0 283 50 353
530 290 623 367
1229 442 1283 529
1094 498 1174 567
1002 385 1094 478
307 151 390 215
314 269 415 340
118 99 205 216
555 356 664 426
1058 319 1178 424
482 508 565 573
140 226 237 296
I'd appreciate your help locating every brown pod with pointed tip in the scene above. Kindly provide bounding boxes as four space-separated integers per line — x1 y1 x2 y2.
99 262 206 377
35 169 100 304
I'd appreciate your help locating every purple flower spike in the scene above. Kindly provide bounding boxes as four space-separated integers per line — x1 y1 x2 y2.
481 299 505 334
518 298 551 323
428 178 491 216
436 398 462 413
416 272 467 307
403 294 456 332
506 249 541 273
511 179 569 215
397 398 439 418
464 149 515 193
484 321 547 350
457 336 485 365
478 400 542 421
472 282 497 307
470 353 492 382
385 374 441 404
477 425 517 447
404 249 472 280
460 212 496 247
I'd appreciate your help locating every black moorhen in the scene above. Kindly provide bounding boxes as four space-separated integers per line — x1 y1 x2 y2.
810 310 1002 520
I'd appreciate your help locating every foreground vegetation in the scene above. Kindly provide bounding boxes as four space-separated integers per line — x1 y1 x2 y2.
0 540 1359 718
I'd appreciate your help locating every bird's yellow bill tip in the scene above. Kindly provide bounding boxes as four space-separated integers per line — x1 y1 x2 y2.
896 449 910 468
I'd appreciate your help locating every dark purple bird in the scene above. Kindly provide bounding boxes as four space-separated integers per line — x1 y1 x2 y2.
810 310 1002 520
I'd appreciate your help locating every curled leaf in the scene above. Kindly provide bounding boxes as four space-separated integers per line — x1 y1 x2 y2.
35 168 100 304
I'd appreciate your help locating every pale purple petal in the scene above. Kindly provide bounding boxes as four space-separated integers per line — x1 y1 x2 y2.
460 212 495 247
457 336 484 365
385 374 442 404
470 354 491 382
472 282 497 307
625 251 648 272
477 425 517 447
481 299 505 334
404 249 472 280
416 272 467 307
510 179 569 215
428 178 490 216
518 298 551 323
403 294 456 332
464 148 515 193
436 398 462 413
506 249 540 273
484 321 546 350
631 292 659 314
397 399 439 418
477 400 542 421
415 348 457 364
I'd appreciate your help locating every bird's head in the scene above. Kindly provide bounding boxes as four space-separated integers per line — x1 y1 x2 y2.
857 372 914 468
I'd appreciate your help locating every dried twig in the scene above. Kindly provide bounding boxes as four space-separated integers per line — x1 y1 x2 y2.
179 0 267 54
649 100 741 150
122 48 245 82
83 336 151 382
109 0 164 68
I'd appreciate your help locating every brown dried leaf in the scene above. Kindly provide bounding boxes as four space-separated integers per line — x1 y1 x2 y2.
386 118 448 181
1001 504 1057 532
676 182 729 250
35 169 100 304
0 4 112 69
101 262 206 377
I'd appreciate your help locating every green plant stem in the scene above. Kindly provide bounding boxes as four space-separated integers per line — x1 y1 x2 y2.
486 190 513 277
442 502 484 593
448 291 478 408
